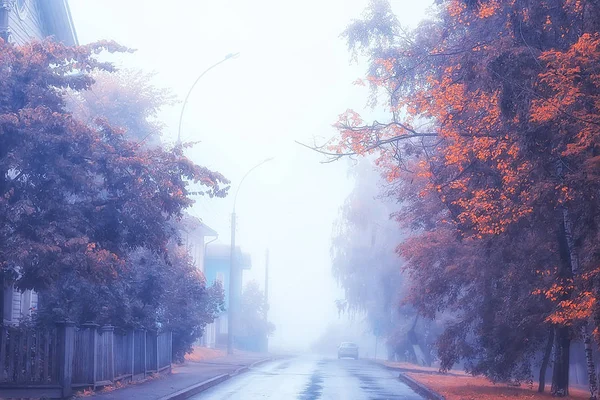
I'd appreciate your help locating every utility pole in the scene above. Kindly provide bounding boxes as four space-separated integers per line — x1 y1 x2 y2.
264 249 269 353
227 157 273 356
264 249 269 320
227 212 236 355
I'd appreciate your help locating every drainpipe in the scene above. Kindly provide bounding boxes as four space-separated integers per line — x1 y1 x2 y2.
204 235 218 253
0 0 11 43
203 234 219 274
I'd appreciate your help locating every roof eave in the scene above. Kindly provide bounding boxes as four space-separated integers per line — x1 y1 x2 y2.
39 0 78 46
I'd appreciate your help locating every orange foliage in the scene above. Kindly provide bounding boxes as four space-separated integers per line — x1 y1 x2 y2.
331 0 600 379
184 346 225 362
407 371 589 400
332 0 600 244
532 33 600 160
381 361 590 399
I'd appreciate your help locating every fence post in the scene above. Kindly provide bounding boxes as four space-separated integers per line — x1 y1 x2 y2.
155 331 159 372
169 331 173 368
101 325 115 383
128 330 135 379
0 327 5 381
81 322 98 387
142 330 147 378
146 330 159 373
56 321 75 398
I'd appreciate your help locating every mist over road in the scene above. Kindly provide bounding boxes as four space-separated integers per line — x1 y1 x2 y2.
191 355 423 399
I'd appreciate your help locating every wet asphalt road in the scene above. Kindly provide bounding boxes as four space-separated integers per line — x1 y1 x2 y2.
191 355 423 400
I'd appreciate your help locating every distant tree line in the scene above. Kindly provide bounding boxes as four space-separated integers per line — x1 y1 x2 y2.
234 281 274 352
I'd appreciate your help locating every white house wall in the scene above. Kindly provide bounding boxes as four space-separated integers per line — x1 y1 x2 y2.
11 286 21 323
8 0 46 43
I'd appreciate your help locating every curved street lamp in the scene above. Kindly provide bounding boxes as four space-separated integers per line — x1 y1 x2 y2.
232 157 275 213
228 157 274 355
177 52 240 145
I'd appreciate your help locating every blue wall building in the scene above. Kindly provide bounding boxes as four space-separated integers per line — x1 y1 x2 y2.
202 244 251 348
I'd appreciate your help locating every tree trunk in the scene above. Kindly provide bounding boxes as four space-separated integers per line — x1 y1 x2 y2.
582 322 599 400
0 275 4 323
386 345 395 362
539 328 555 393
552 213 572 396
562 206 580 275
562 205 599 399
552 325 571 397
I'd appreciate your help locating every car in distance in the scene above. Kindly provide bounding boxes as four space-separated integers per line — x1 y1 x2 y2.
338 342 359 359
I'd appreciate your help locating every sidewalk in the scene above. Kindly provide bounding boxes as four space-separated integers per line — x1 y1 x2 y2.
84 352 272 400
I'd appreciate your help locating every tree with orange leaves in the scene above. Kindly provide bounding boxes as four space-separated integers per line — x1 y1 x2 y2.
0 39 228 328
312 0 600 396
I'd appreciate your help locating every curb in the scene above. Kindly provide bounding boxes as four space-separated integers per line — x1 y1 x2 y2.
159 358 272 400
249 358 273 369
369 360 445 400
396 372 446 400
158 374 229 400
232 358 272 376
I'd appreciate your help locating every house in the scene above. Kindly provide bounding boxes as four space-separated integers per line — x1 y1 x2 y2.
178 214 218 272
1 0 78 325
201 244 252 348
0 0 77 45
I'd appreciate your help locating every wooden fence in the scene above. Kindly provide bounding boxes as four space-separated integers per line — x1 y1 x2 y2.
0 323 172 399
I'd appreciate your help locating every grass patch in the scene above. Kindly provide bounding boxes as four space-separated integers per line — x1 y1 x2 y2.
383 361 590 400
184 346 225 362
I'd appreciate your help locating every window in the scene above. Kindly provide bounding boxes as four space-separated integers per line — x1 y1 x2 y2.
3 286 13 323
20 290 31 318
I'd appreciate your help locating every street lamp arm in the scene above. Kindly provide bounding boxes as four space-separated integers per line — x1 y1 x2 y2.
177 52 240 144
233 157 274 212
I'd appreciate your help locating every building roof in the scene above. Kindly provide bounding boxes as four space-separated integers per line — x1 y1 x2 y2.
198 222 218 237
39 0 78 46
179 214 218 238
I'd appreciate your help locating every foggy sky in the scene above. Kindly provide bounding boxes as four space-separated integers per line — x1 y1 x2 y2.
68 0 431 351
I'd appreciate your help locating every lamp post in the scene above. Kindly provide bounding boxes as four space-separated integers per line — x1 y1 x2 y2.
228 157 274 355
264 248 269 352
177 52 239 145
